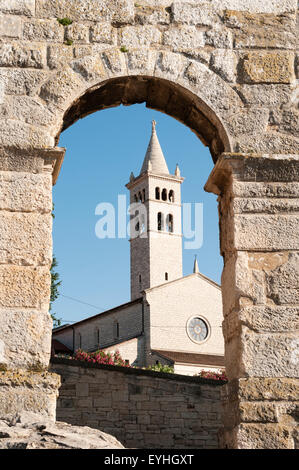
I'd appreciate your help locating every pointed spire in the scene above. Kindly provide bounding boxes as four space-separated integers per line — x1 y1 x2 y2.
140 121 169 176
175 163 180 177
193 255 199 274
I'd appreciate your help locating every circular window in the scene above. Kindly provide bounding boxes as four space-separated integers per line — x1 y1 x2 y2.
187 317 209 344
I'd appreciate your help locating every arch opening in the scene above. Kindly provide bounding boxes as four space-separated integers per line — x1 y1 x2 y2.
57 76 231 163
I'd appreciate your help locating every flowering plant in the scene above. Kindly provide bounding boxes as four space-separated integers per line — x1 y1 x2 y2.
196 370 227 381
73 349 131 367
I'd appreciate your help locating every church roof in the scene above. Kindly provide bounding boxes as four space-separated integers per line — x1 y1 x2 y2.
139 120 169 176
153 350 225 367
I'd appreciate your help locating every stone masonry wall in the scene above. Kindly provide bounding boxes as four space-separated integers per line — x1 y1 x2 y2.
51 358 224 449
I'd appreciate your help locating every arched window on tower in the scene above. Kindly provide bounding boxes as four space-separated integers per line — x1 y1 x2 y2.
138 192 142 202
139 274 142 289
134 194 138 202
166 214 173 233
162 188 167 201
142 189 145 202
157 212 164 231
169 190 174 203
155 187 160 200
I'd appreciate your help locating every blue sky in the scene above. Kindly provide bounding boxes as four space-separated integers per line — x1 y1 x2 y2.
52 104 222 324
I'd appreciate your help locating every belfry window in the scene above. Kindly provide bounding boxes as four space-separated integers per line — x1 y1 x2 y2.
157 212 164 231
155 187 160 200
142 189 146 202
162 188 167 201
165 272 168 280
169 190 174 202
166 214 173 233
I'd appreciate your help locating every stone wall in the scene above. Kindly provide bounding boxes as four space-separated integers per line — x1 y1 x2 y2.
51 358 224 449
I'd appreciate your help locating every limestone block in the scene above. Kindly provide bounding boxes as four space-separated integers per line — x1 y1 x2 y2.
234 214 299 251
237 377 299 401
205 29 233 49
0 309 52 368
237 423 293 449
242 329 299 377
0 69 48 96
171 2 216 26
210 50 236 83
0 0 35 16
0 212 52 266
239 305 299 333
101 49 127 75
233 197 299 214
0 43 46 69
0 120 54 148
266 252 299 305
120 25 161 48
0 172 52 213
90 22 117 45
234 29 298 50
5 95 56 127
224 107 269 137
23 19 64 41
194 0 297 14
0 15 22 38
127 50 156 75
236 133 299 154
232 182 299 199
154 51 185 80
70 55 107 83
0 266 50 309
36 0 134 24
241 52 295 83
66 23 90 43
47 44 74 70
39 68 84 108
239 402 277 423
236 84 293 107
163 26 205 51
135 4 170 25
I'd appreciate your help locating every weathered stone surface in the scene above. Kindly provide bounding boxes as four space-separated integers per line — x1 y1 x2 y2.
0 266 50 309
0 212 52 266
0 15 22 38
23 19 64 42
101 49 127 75
266 252 299 304
70 55 107 83
224 107 269 137
238 378 299 401
0 120 54 148
163 26 205 51
236 84 293 107
65 23 90 44
234 29 297 50
127 49 156 75
0 43 46 69
135 4 170 25
0 411 124 449
172 2 216 26
0 69 48 96
232 181 299 199
0 172 52 213
210 50 236 82
4 95 56 127
0 0 35 16
233 197 299 214
241 52 295 83
237 133 299 154
239 402 277 423
47 44 74 70
0 374 60 421
205 29 233 49
237 423 293 449
39 68 84 108
120 25 161 48
90 22 117 45
36 0 134 24
239 305 299 333
0 309 52 368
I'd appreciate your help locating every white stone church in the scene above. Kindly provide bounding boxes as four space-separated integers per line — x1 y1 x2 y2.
52 122 224 375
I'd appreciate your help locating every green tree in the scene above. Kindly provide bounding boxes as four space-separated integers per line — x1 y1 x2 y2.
50 204 62 328
50 256 62 328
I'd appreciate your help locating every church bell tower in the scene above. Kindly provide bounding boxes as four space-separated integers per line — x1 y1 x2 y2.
126 121 184 300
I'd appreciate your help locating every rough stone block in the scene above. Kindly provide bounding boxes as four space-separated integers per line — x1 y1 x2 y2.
0 172 52 213
101 49 126 75
0 69 48 96
66 23 90 43
163 25 205 51
239 305 299 333
0 371 60 421
90 22 117 45
237 423 293 449
70 55 107 83
0 212 52 266
205 29 233 49
0 266 50 309
234 29 297 50
237 377 299 401
239 402 277 423
241 52 295 83
265 252 299 305
47 44 74 70
23 19 64 41
4 95 56 127
0 15 22 38
135 4 170 25
236 84 292 107
36 0 134 24
39 68 84 108
0 309 52 368
0 43 46 69
0 0 35 16
171 2 215 26
127 50 156 75
120 25 161 48
210 50 236 83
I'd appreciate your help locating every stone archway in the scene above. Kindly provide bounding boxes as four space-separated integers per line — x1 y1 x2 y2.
0 0 298 449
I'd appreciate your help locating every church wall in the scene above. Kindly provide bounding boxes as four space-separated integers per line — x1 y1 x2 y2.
51 357 224 449
52 300 144 355
145 275 223 358
101 336 146 367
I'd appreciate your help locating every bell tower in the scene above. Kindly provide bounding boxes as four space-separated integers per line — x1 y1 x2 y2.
126 121 184 300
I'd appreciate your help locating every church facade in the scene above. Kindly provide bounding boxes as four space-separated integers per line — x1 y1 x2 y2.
53 122 224 375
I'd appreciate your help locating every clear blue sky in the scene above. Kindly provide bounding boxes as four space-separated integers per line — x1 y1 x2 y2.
52 104 223 325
